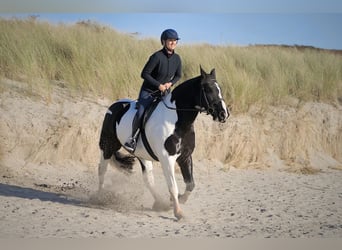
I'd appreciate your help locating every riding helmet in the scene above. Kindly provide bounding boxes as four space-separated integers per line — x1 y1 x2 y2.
160 29 180 44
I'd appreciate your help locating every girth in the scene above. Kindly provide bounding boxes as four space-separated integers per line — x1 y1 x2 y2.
137 98 160 161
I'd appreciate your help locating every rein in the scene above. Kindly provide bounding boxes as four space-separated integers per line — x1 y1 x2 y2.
161 87 214 114
142 83 224 115
137 89 199 112
161 98 200 112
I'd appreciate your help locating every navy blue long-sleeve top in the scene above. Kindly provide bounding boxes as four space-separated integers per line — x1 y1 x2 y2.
141 48 182 92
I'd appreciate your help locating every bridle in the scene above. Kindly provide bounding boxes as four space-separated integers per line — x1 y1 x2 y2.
196 85 225 115
161 84 224 115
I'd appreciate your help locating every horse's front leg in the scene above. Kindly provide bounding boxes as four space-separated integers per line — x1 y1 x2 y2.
177 154 195 204
176 126 195 204
160 157 184 220
138 159 169 211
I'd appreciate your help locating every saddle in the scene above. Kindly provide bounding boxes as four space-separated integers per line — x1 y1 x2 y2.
136 97 161 127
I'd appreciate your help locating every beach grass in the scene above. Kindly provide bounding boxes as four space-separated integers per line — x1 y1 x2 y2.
1 17 341 112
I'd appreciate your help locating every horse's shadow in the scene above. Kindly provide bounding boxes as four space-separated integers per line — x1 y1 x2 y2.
0 183 82 206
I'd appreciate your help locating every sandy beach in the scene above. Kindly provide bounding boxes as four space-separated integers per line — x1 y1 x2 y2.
0 79 341 238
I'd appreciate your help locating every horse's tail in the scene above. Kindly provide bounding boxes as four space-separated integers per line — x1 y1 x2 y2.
99 101 136 173
99 101 131 158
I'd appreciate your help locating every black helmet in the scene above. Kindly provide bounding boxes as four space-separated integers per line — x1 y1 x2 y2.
160 29 180 44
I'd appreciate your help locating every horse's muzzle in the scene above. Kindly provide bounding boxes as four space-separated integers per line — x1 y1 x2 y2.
218 110 229 123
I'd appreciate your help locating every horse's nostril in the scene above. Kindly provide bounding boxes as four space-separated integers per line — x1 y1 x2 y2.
219 111 226 119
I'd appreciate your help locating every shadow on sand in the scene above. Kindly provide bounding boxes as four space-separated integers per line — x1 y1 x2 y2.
0 183 82 206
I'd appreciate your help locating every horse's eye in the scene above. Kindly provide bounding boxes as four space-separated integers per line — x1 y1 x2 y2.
204 86 213 93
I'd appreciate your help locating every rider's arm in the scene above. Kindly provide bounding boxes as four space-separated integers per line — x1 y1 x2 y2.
141 54 161 88
170 55 182 86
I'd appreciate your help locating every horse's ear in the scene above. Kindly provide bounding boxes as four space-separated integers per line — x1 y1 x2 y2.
210 68 216 78
200 65 206 78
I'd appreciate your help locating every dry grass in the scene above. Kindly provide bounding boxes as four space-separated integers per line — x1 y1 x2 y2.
1 17 342 113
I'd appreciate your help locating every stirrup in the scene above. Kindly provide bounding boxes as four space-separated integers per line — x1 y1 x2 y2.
124 138 136 153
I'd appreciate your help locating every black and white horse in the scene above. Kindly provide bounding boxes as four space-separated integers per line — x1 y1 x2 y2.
98 66 229 220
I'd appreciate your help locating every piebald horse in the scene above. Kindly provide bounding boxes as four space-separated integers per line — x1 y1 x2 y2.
98 66 229 220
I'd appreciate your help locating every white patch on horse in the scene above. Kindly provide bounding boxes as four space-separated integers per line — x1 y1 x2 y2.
146 94 179 156
214 82 223 99
215 81 229 119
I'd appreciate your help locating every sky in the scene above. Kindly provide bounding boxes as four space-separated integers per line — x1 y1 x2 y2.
1 0 342 50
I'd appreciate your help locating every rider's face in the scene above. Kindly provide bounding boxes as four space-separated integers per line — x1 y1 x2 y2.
164 39 178 52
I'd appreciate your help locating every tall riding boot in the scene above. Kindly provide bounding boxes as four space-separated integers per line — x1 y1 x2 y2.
124 112 141 153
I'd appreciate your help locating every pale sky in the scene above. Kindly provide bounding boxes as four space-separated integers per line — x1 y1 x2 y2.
1 1 342 49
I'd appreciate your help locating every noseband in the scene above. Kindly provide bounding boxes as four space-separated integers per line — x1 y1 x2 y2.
195 86 225 116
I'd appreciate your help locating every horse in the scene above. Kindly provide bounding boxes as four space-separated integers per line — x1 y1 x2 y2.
98 66 229 220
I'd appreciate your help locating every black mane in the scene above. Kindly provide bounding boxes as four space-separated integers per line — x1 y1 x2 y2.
171 75 201 109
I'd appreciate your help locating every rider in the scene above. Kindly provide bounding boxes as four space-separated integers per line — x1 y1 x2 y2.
124 29 182 153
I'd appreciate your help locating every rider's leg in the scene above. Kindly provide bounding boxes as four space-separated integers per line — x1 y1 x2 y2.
124 89 154 152
124 104 144 152
131 112 141 138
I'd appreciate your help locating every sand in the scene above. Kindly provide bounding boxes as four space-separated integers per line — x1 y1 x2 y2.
0 78 341 238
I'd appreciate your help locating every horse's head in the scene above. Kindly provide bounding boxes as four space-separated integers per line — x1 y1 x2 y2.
196 66 230 123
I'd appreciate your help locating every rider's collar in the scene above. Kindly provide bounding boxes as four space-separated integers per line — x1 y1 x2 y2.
162 47 174 58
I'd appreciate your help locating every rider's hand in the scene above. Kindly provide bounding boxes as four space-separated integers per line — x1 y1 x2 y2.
165 82 172 90
158 84 166 92
159 82 172 92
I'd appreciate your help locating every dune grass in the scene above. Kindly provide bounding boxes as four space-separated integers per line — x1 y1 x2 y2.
1 17 341 112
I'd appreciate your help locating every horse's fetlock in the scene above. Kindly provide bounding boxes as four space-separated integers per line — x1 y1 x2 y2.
186 182 195 192
174 208 184 221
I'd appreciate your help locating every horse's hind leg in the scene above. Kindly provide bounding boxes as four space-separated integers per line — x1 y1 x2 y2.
98 112 121 191
98 152 109 191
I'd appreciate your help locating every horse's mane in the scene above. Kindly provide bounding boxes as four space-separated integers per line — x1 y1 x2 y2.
171 75 201 103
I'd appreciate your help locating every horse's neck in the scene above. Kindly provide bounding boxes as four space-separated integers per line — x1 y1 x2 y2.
171 77 200 138
172 76 200 108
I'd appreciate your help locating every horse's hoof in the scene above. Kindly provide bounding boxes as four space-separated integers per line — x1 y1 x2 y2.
175 210 185 221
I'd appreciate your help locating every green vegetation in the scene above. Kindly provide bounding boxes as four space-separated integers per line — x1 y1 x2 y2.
1 17 341 112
